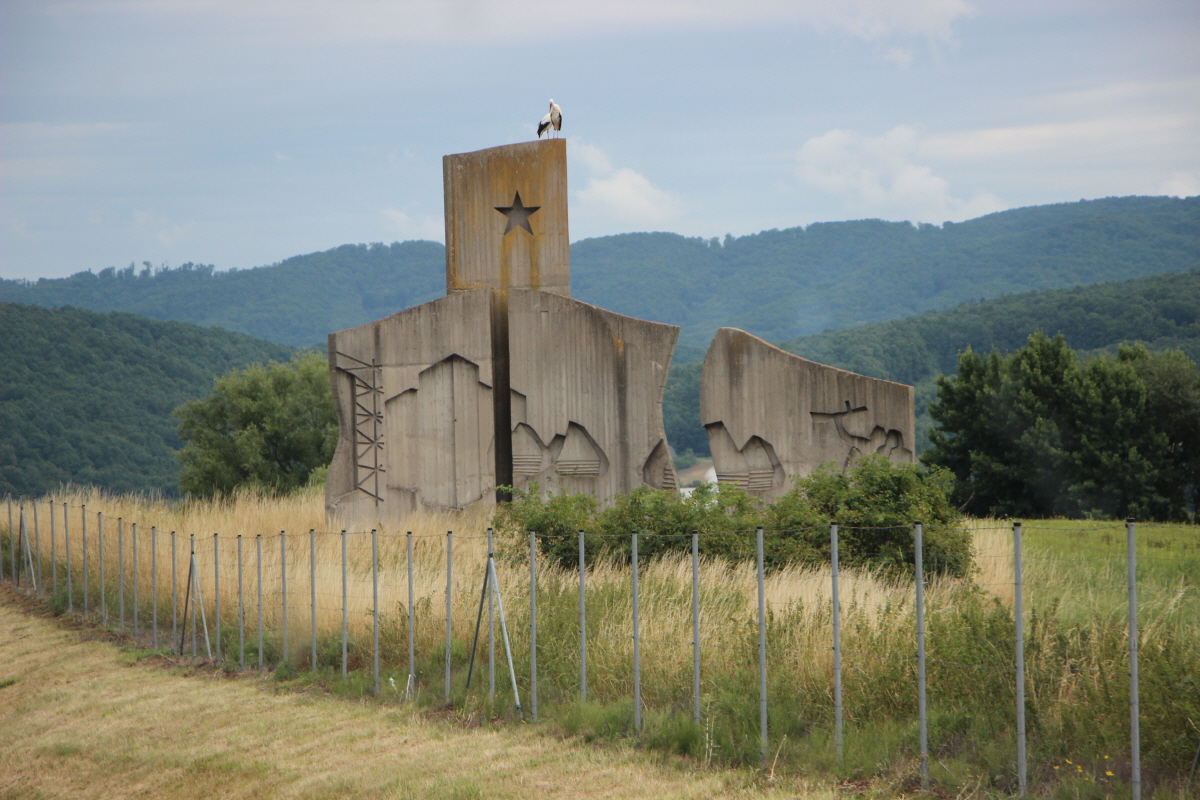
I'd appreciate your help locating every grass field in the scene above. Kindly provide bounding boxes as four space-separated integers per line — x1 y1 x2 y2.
3 489 1199 798
0 587 825 800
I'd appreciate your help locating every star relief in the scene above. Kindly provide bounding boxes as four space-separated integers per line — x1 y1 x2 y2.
495 191 540 235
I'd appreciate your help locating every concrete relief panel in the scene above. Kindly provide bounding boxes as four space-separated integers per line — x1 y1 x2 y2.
700 327 914 499
327 290 496 530
328 141 684 529
508 288 679 500
443 140 570 297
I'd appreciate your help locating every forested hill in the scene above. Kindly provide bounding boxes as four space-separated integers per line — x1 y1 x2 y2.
578 196 1200 345
3 196 1197 348
779 270 1200 387
0 304 294 497
0 242 446 349
775 270 1200 451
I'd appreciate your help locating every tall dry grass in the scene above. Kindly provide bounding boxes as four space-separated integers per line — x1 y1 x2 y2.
6 490 1197 792
5 487 1004 688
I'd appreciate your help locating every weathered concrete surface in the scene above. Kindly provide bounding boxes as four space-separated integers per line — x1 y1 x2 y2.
444 139 570 297
327 290 497 530
508 289 680 498
328 140 680 529
700 327 914 498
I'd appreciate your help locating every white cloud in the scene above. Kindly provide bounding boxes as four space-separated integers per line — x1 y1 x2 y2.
381 207 444 241
796 127 1005 223
572 143 683 228
1159 172 1200 198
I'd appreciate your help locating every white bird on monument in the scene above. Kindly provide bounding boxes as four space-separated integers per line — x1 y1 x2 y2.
537 99 562 139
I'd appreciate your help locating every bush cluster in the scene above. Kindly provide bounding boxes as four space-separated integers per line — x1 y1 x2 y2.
493 455 971 577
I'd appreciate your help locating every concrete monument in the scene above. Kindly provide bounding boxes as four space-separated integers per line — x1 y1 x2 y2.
326 140 679 528
700 327 914 499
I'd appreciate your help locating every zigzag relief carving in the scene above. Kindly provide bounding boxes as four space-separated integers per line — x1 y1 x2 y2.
512 423 549 476
555 422 607 477
382 354 494 510
641 439 678 491
509 416 611 480
810 400 914 471
704 422 785 493
699 327 915 501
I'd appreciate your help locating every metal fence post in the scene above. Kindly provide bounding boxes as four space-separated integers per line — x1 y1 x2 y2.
214 533 221 663
311 529 317 672
632 531 641 732
832 523 843 760
1128 517 1141 800
341 529 348 680
281 531 288 665
692 530 701 724
407 532 415 696
132 523 139 635
14 502 22 589
50 500 57 599
152 527 158 648
757 526 767 766
915 521 929 791
190 534 197 657
3 495 10 583
1014 522 1026 798
445 531 453 704
372 529 379 697
529 531 538 722
579 529 587 704
487 527 495 704
34 501 42 593
256 534 264 671
20 505 36 592
238 534 245 671
170 531 177 652
81 504 88 617
118 518 125 630
98 514 106 623
65 503 72 613
6 497 14 586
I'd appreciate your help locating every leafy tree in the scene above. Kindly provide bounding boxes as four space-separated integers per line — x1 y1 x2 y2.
663 359 708 457
175 352 336 497
925 333 1198 520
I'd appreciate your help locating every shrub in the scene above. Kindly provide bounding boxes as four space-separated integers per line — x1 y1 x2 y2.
765 455 971 576
493 456 971 576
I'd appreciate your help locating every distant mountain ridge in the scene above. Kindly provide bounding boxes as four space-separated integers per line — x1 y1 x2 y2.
2 196 1196 348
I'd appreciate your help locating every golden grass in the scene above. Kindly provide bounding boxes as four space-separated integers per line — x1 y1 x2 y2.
5 489 1015 706
0 587 830 800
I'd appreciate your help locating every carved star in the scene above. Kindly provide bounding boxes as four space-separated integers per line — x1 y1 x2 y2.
495 191 540 235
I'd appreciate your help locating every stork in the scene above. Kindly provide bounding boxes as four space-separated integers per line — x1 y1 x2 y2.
537 99 562 139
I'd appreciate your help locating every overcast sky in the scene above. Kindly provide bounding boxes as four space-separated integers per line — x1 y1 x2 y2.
2 0 1198 281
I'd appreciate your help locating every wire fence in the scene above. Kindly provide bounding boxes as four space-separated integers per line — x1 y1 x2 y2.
2 493 1197 798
